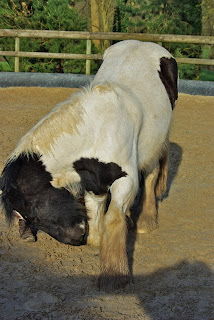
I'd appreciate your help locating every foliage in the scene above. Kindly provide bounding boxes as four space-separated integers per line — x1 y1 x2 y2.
0 0 212 79
115 0 202 34
0 60 12 72
0 0 99 73
114 0 203 79
200 69 214 81
173 43 201 79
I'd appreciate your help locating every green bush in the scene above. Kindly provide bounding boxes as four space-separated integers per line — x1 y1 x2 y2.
0 0 100 74
0 61 13 72
200 69 214 81
115 0 203 80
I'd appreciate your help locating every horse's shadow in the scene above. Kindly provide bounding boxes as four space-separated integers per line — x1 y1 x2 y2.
166 142 183 196
132 260 214 319
11 258 213 319
2 238 213 319
97 260 213 319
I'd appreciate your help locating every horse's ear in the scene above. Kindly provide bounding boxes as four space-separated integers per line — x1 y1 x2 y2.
14 210 25 220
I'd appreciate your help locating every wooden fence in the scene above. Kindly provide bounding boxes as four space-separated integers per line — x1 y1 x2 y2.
0 29 214 74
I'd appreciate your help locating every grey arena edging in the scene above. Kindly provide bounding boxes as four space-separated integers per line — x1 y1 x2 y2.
0 72 213 96
179 79 214 96
0 72 95 89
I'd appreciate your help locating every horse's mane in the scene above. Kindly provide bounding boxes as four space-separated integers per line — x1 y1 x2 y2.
9 87 91 161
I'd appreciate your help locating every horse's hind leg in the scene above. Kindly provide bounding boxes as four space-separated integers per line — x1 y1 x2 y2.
155 143 169 199
137 140 169 234
137 165 159 234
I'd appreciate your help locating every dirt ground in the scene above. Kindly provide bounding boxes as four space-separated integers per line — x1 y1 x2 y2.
0 87 214 320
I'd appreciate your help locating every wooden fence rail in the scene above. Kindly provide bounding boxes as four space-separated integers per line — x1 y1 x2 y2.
0 29 213 74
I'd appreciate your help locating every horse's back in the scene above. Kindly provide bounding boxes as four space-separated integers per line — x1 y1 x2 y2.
93 40 172 88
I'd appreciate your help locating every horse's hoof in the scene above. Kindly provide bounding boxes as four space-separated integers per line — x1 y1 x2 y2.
137 215 158 234
97 273 131 291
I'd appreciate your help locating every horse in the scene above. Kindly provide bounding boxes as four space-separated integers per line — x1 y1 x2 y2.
0 40 178 290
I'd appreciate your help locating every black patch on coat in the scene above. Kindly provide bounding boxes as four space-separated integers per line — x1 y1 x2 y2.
0 154 88 245
73 158 127 195
0 154 51 224
158 57 178 109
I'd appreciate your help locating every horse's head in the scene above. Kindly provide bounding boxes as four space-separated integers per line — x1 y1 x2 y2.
1 154 88 246
30 187 88 245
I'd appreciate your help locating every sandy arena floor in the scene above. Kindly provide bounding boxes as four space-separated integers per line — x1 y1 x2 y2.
0 87 214 320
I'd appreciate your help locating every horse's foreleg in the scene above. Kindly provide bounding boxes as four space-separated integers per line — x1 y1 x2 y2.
98 200 130 290
85 193 107 247
98 177 136 290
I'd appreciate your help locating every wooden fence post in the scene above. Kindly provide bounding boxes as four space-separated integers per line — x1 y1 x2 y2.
86 39 91 75
15 37 20 72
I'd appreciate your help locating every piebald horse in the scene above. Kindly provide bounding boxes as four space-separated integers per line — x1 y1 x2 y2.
0 40 178 290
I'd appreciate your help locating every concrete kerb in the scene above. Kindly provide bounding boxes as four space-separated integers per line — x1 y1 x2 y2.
179 79 214 96
0 72 95 89
0 72 213 96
